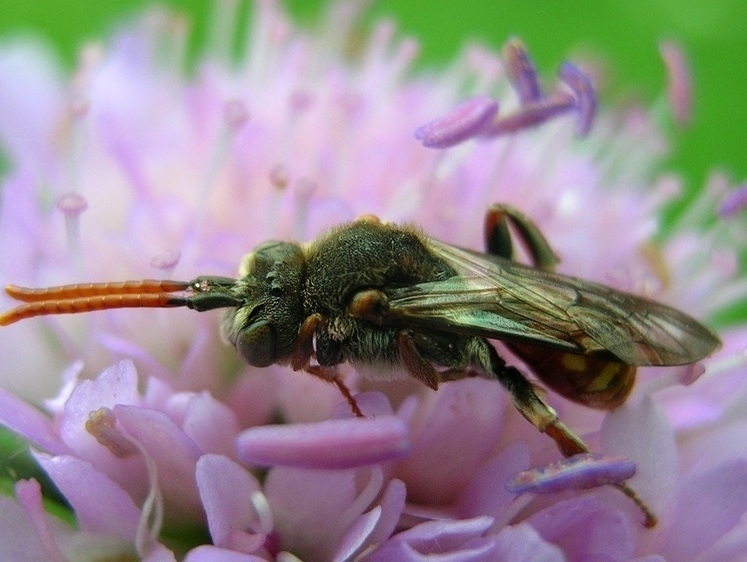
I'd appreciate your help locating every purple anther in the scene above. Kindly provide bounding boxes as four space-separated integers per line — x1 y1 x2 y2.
659 40 692 127
505 453 636 494
150 249 181 271
289 89 314 113
481 93 575 137
559 62 597 136
270 164 289 190
718 183 747 218
56 192 89 216
295 177 317 197
503 38 542 104
68 97 90 119
414 96 499 149
224 99 249 129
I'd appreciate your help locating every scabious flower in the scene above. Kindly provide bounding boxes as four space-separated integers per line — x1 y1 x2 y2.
1 1 746 560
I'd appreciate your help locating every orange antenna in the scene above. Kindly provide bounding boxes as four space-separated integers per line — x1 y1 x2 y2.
1 277 243 326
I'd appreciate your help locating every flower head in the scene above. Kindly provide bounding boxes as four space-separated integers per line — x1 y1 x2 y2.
1 1 746 560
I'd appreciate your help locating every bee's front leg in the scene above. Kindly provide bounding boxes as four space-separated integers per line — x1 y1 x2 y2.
291 313 363 417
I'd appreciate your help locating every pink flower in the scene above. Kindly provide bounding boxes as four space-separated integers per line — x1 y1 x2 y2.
1 2 746 560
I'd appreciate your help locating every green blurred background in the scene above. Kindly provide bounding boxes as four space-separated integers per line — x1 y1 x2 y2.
0 0 744 192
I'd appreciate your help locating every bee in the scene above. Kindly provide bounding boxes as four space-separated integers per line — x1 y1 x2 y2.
1 204 720 527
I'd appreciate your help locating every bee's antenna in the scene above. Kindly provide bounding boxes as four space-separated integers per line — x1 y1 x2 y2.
0 277 243 326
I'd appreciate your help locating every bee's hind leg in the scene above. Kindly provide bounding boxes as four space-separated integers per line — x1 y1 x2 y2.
468 337 658 527
467 338 589 456
485 204 559 270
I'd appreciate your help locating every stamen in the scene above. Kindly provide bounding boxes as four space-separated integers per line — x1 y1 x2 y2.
150 249 181 277
249 490 274 535
270 164 290 190
480 93 575 137
559 62 597 136
505 453 636 494
15 480 66 562
718 183 747 218
56 192 88 261
503 38 542 104
128 434 164 557
289 89 314 114
414 96 499 148
224 98 249 130
86 407 139 458
198 98 249 211
659 40 692 127
294 177 317 240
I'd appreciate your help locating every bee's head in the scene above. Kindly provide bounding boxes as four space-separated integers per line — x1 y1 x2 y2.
221 241 306 368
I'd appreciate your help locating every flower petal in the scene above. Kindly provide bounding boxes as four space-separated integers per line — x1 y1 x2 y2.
196 454 269 551
493 523 565 562
34 452 140 539
114 404 203 520
60 360 141 456
183 545 267 562
661 458 747 560
527 496 636 560
183 392 240 457
458 441 529 525
601 395 677 519
394 379 504 503
0 388 67 454
332 506 381 562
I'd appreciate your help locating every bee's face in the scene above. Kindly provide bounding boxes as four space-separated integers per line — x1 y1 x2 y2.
220 241 307 367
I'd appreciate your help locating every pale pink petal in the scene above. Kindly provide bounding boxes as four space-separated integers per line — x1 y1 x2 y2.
60 360 141 455
394 379 504 503
458 441 529 525
114 404 203 520
34 452 140 539
183 545 266 562
332 506 381 562
366 478 407 546
661 459 747 560
392 516 494 550
0 388 67 454
527 496 636 560
601 395 677 519
183 392 240 457
493 523 564 562
265 466 384 559
196 454 269 551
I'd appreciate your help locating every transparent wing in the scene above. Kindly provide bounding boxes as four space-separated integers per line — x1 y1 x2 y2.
384 239 720 366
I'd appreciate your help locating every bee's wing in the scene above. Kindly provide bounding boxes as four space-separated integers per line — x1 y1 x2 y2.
384 239 720 366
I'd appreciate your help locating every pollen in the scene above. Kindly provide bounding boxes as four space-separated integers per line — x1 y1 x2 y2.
86 407 138 458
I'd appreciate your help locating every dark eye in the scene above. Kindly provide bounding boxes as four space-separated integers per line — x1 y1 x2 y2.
236 320 277 367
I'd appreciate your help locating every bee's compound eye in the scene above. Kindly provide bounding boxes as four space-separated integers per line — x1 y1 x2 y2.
236 321 277 367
